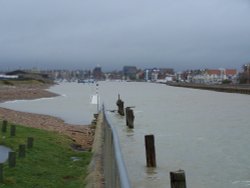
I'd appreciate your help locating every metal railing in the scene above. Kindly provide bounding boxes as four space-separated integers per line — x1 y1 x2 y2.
103 105 131 188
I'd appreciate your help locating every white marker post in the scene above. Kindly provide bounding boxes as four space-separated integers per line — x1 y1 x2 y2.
91 82 100 113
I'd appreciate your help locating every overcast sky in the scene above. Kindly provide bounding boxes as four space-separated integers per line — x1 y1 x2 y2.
0 0 250 71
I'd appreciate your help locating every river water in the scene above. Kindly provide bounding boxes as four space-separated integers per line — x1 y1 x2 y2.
1 81 250 188
0 82 98 125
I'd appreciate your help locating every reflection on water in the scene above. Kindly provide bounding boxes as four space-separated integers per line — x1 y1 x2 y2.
125 128 134 137
145 167 159 181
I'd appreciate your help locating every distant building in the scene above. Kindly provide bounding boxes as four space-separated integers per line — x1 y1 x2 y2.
191 69 238 84
151 68 159 81
145 69 149 81
239 64 250 84
123 66 137 80
158 68 174 79
144 68 174 82
135 70 145 80
106 71 123 80
92 65 103 80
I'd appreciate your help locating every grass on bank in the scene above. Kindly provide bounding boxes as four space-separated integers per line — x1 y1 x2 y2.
0 121 91 188
0 79 47 86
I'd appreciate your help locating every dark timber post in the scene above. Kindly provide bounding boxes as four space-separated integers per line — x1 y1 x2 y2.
8 151 16 168
10 124 16 136
2 120 7 133
170 170 186 188
0 163 3 183
18 144 26 158
145 135 156 167
126 107 135 128
116 94 124 116
94 113 99 119
27 137 34 149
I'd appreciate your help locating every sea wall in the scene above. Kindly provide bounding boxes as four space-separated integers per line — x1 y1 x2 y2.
167 83 250 95
85 113 105 188
86 109 131 188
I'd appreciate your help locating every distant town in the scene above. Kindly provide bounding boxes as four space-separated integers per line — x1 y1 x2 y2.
1 63 250 85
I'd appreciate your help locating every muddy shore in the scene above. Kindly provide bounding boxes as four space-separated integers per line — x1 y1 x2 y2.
0 84 94 150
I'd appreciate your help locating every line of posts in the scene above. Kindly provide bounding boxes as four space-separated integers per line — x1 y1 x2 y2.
0 120 34 184
116 95 186 188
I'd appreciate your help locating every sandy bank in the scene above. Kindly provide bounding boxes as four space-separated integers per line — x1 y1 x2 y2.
0 84 59 103
0 83 94 150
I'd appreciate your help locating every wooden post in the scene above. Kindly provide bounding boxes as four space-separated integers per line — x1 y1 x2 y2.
145 135 156 167
94 113 99 119
8 151 16 168
0 163 3 183
10 124 16 136
170 170 186 188
18 144 26 158
116 94 125 116
126 107 135 128
2 120 7 133
92 119 97 125
27 137 34 149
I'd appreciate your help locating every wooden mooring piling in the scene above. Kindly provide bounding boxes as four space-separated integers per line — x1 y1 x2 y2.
145 134 156 167
116 94 125 116
170 170 186 188
126 107 135 128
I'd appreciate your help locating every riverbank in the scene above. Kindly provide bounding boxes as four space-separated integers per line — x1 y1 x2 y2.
0 83 59 103
0 123 92 187
0 83 94 150
167 82 250 95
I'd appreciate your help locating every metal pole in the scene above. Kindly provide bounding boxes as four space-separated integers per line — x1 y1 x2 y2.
248 64 250 84
96 83 99 112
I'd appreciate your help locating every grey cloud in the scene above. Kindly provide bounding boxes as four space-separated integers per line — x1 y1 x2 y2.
0 0 250 71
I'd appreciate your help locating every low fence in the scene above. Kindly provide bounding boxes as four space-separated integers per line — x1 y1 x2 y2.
102 106 131 188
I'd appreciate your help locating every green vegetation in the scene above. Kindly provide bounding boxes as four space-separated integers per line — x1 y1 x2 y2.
0 121 91 188
0 80 15 86
0 79 47 86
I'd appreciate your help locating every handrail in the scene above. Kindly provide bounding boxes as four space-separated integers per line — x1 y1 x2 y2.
102 105 131 188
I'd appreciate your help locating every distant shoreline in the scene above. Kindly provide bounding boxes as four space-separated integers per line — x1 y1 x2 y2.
167 82 250 95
